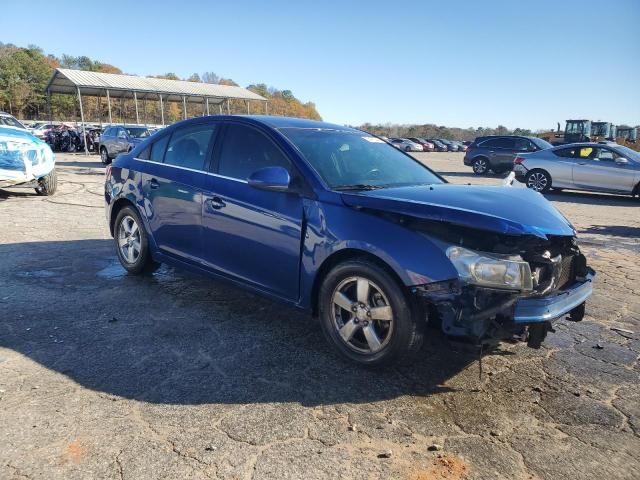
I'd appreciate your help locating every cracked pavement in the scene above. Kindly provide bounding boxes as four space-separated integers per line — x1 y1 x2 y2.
1 152 638 479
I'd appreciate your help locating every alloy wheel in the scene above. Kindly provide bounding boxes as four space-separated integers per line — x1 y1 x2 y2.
331 276 394 354
117 215 142 264
101 149 108 164
527 172 548 192
473 158 487 174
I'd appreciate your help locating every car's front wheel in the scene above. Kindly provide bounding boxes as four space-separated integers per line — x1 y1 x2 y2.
318 259 423 367
526 169 552 193
114 206 155 274
100 147 110 165
472 157 489 175
35 169 57 196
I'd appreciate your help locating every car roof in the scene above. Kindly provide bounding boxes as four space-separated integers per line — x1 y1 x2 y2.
553 142 620 149
475 135 538 141
244 115 353 131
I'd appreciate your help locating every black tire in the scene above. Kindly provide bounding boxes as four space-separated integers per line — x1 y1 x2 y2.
100 147 110 165
113 205 155 275
525 169 552 193
405 146 411 152
35 169 57 196
318 259 424 367
472 157 489 175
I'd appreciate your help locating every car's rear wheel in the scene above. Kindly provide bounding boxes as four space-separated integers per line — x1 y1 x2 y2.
114 206 154 274
318 260 423 367
526 169 551 193
35 169 57 196
100 147 110 165
472 157 489 175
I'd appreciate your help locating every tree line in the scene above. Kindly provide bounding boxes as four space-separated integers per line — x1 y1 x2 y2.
0 42 322 124
357 123 533 141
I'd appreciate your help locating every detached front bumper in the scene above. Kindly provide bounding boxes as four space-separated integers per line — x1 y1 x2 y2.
513 270 595 323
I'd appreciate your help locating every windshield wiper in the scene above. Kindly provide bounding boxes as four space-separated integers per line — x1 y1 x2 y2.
332 184 385 191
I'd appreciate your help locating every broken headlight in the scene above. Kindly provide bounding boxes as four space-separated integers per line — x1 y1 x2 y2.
446 246 533 291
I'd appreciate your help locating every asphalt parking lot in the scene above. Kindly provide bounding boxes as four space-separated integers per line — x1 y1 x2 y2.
1 152 639 480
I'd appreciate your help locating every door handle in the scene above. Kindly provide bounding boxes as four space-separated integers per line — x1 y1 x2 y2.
149 178 160 189
205 196 226 210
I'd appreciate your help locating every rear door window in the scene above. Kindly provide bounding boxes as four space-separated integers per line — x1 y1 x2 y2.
553 147 578 158
150 135 170 162
164 124 218 171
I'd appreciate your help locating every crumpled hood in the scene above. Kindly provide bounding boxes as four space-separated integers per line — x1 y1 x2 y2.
340 184 575 239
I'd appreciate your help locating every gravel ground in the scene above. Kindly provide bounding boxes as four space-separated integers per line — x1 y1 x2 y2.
1 152 638 480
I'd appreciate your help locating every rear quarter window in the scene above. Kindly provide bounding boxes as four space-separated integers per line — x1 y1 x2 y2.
150 134 170 163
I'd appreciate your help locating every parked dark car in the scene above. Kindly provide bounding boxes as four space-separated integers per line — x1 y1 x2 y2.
426 139 447 152
464 135 553 175
436 139 455 151
105 116 594 366
99 125 152 164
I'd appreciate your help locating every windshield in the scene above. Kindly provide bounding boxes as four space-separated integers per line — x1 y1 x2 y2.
531 137 553 150
280 128 444 189
616 145 640 162
0 116 25 129
125 127 150 138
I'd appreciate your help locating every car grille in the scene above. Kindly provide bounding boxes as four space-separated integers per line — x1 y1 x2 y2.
556 255 575 290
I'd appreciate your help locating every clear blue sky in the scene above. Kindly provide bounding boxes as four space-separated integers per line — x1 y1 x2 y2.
3 0 639 129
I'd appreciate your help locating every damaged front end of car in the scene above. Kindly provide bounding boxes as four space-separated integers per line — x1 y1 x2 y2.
340 183 596 350
411 221 595 349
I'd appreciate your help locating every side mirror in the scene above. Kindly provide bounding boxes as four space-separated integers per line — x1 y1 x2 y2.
248 166 291 192
615 157 629 165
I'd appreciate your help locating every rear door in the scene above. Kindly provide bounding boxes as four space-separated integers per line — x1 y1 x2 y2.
480 137 515 170
141 123 219 262
201 122 304 300
572 146 637 193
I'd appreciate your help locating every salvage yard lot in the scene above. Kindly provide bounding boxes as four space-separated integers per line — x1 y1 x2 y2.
1 152 639 480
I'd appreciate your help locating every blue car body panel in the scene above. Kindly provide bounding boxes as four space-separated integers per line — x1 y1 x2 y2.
105 116 591 334
341 184 575 239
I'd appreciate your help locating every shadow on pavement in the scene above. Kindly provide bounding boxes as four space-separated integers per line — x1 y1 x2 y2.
55 160 105 169
544 190 638 207
0 239 477 407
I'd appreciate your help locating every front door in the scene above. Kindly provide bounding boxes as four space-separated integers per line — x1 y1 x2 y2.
571 146 637 193
202 122 304 300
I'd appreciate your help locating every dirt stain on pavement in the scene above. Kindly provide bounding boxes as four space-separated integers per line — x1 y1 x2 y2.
409 454 469 480
62 439 86 465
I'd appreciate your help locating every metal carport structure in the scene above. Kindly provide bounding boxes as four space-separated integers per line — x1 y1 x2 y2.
45 68 268 154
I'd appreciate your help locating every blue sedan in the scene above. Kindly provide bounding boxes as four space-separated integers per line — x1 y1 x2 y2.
105 116 594 366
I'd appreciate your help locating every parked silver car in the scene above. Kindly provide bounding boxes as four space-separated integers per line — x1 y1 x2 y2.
514 142 640 197
99 125 152 164
388 138 424 152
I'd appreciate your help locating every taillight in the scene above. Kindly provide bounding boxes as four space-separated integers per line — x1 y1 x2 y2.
514 156 525 165
105 165 112 179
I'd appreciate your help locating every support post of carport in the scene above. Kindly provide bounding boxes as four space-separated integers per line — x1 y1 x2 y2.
46 89 52 123
134 91 140 125
246 100 250 114
219 103 222 114
182 96 187 120
265 101 268 115
205 98 210 116
106 89 113 124
226 98 230 115
76 87 89 156
159 94 165 126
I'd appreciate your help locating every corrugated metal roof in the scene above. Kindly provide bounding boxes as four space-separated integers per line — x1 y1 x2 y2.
46 68 266 104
